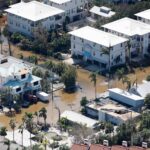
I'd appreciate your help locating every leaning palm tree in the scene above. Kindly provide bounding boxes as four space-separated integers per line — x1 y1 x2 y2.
89 72 97 100
39 107 47 128
9 119 16 141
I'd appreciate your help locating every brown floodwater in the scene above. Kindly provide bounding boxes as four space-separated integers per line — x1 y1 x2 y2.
1 45 150 130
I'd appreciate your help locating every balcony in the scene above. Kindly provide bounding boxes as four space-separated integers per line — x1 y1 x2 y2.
55 15 62 21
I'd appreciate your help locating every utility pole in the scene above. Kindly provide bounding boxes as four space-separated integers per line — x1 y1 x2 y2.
51 79 53 101
130 110 133 146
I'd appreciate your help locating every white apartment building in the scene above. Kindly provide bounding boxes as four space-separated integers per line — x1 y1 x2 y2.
69 26 128 70
102 17 150 59
5 1 65 36
44 0 88 22
86 103 140 125
135 9 150 25
0 55 41 95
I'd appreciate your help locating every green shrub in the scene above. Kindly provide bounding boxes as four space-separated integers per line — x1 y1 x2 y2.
146 75 150 81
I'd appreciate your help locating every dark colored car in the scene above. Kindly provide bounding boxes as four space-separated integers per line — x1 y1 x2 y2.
21 101 30 108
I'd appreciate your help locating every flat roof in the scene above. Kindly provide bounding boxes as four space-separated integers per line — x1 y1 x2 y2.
61 110 98 128
5 1 64 21
49 0 71 4
102 17 150 36
87 103 140 121
109 88 144 101
0 56 32 78
135 9 150 21
90 6 115 18
69 26 128 47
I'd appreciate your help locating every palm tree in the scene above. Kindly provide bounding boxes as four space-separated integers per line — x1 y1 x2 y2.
23 112 33 147
101 45 112 88
4 139 11 150
18 123 25 148
9 119 16 141
122 76 131 91
34 111 39 124
116 68 125 82
42 137 49 150
0 27 3 54
116 68 125 88
89 72 97 99
45 60 53 70
3 26 12 56
0 126 7 139
0 39 3 55
127 40 131 63
39 107 47 128
59 144 70 150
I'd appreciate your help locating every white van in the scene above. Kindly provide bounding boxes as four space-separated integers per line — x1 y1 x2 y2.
36 91 49 102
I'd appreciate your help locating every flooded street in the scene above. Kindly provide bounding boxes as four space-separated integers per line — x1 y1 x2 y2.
1 44 150 130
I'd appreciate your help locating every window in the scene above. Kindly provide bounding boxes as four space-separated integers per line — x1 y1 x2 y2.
141 37 143 41
21 74 26 79
74 44 75 49
93 51 95 56
16 87 21 92
73 36 75 40
33 81 39 86
120 43 122 47
93 43 96 47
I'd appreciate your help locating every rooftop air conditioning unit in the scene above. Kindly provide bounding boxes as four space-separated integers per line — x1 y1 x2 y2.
103 140 109 146
122 141 128 147
142 142 147 148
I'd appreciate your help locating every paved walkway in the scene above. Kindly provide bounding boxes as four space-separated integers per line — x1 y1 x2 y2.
6 129 37 147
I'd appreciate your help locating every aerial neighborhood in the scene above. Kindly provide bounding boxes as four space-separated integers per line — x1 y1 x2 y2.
0 0 150 149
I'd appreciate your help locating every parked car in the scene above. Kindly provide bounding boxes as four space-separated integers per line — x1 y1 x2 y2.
27 94 38 103
36 91 49 103
21 101 30 108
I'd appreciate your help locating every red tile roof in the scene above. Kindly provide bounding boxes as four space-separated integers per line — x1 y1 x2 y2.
111 145 129 150
129 146 145 150
90 144 111 150
71 144 89 150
